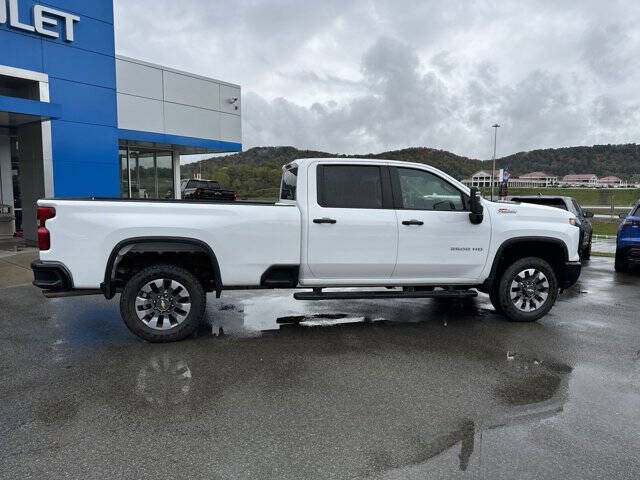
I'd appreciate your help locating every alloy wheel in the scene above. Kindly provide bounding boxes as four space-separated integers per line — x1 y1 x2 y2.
135 278 192 330
509 268 549 312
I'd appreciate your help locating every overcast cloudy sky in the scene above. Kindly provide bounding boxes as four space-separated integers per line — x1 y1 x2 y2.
114 0 640 159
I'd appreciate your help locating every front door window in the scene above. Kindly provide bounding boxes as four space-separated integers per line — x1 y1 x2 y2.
397 168 464 211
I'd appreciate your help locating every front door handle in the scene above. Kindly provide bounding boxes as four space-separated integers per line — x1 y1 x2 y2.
402 220 424 226
313 218 337 224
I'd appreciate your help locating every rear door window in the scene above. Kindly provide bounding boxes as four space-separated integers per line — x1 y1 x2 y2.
318 165 383 209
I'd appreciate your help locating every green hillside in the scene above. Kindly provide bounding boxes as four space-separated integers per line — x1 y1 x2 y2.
181 144 640 201
496 144 640 178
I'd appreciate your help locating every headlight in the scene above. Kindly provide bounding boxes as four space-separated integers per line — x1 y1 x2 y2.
569 218 577 226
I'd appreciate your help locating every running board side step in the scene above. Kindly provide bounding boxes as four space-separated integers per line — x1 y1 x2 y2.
293 289 478 301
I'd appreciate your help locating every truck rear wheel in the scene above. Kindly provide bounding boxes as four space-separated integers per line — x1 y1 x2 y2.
497 257 558 322
120 264 206 342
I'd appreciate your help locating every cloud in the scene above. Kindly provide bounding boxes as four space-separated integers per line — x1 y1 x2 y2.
114 0 640 158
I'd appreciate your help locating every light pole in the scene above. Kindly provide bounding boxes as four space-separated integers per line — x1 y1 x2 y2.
490 123 500 201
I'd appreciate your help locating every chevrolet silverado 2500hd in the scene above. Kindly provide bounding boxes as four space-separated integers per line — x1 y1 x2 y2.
32 158 582 342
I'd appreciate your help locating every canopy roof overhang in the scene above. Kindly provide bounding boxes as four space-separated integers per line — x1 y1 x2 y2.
0 95 62 128
118 128 242 155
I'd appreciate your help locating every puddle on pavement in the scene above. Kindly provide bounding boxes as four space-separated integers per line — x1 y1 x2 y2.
209 293 391 337
208 290 488 339
125 345 573 477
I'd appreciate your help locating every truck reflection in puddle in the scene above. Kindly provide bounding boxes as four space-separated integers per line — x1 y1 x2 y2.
362 354 570 475
132 328 571 476
135 354 192 407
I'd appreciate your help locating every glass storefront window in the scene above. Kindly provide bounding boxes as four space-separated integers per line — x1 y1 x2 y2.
119 146 175 199
156 153 174 199
137 151 155 199
10 137 22 232
119 148 129 198
128 150 140 198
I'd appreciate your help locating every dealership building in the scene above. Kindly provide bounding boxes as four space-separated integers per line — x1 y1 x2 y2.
0 0 242 241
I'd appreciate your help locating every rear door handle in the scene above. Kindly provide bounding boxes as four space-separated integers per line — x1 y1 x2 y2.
313 218 337 224
402 220 424 226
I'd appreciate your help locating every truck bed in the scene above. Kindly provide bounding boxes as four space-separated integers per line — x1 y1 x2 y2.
46 197 274 206
38 198 301 289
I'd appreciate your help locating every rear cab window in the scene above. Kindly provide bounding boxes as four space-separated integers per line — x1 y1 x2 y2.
281 165 298 200
187 180 221 189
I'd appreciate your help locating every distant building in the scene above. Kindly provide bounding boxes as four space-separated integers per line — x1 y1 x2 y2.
561 174 598 186
462 169 557 188
465 170 503 187
511 171 558 187
597 176 625 187
462 171 624 189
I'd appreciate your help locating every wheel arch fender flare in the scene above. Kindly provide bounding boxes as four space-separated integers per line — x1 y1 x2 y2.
101 236 222 299
482 236 569 292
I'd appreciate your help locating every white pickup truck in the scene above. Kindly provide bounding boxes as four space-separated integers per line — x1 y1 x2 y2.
32 158 582 342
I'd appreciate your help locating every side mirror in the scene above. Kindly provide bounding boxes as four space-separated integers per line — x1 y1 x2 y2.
584 211 594 218
619 212 628 220
469 187 484 225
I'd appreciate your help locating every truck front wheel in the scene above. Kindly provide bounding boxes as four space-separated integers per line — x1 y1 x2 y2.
488 286 503 313
120 264 206 342
497 257 558 322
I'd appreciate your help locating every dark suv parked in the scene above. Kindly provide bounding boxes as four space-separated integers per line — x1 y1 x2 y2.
180 179 237 201
508 195 594 260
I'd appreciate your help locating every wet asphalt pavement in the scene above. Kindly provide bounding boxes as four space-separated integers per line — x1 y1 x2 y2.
1 257 639 479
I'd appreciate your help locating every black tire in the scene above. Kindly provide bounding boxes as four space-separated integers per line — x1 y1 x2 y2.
497 257 558 322
581 241 591 261
120 264 206 342
489 286 503 313
615 249 629 272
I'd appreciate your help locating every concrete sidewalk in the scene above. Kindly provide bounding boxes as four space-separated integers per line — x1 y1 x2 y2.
0 238 38 288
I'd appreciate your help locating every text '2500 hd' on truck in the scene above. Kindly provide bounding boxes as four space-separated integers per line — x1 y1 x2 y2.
32 158 582 342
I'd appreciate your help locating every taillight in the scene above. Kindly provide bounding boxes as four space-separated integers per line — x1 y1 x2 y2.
37 206 55 251
233 191 237 201
194 188 201 199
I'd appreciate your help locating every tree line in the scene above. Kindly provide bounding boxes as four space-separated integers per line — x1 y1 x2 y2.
180 144 640 199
